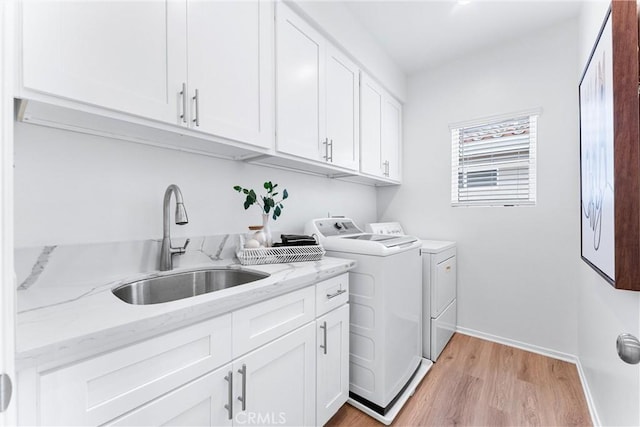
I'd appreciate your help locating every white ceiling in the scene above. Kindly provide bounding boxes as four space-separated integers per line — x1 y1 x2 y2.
343 0 583 74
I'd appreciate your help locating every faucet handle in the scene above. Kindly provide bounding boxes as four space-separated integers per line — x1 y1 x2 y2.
171 238 190 255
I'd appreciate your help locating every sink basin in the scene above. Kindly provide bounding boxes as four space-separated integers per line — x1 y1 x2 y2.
112 268 270 305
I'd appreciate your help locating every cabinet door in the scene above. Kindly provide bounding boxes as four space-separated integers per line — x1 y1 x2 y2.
276 3 325 161
382 96 402 182
316 305 349 426
326 45 359 170
109 364 233 427
187 0 273 148
21 0 187 124
359 73 383 177
233 323 316 426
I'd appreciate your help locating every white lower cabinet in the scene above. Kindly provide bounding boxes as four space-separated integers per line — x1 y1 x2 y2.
110 364 233 427
110 323 316 427
316 304 349 426
233 323 316 426
21 274 350 427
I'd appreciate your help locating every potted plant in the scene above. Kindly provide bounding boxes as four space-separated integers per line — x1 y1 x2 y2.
233 181 289 247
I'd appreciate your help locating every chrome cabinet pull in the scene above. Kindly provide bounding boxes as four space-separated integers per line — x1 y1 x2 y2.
193 89 200 127
224 370 233 420
322 138 329 161
237 364 247 411
383 160 390 177
179 82 187 124
326 288 346 300
320 321 328 354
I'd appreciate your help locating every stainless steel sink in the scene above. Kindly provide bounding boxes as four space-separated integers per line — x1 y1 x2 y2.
112 268 270 305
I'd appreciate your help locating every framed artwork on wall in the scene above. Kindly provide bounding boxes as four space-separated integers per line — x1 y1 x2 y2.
579 0 640 291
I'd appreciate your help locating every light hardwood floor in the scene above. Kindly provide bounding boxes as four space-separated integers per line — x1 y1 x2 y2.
327 334 592 426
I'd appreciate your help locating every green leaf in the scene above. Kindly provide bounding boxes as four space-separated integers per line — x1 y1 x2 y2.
279 204 283 209
243 188 249 194
272 192 278 197
233 185 242 192
248 189 256 202
282 189 288 200
243 200 251 210
264 181 272 190
274 206 281 217
264 204 271 214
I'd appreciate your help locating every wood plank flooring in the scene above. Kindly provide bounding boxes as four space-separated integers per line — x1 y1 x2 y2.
327 334 592 426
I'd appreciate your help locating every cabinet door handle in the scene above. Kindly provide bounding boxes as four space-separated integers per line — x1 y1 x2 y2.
237 364 247 411
179 82 187 124
383 160 390 177
224 370 233 420
193 89 200 127
322 138 329 161
320 321 328 354
326 288 346 300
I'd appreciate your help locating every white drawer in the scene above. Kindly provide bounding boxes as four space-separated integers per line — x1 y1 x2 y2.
315 273 349 317
232 286 315 358
39 314 232 426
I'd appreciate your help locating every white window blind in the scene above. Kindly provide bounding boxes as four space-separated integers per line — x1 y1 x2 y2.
451 112 538 207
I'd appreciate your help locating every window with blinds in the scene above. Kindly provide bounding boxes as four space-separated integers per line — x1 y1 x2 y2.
451 112 538 207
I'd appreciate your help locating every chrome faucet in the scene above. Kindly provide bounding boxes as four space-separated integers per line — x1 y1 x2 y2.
160 184 190 271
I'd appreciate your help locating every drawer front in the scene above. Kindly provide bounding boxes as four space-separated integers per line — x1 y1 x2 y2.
315 273 349 317
39 314 232 426
232 286 315 358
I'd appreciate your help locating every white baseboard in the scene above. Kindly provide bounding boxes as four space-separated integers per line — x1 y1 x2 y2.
574 356 601 426
456 326 575 362
456 326 599 426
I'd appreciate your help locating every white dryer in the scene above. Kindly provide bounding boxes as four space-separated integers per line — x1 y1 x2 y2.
367 222 457 361
306 218 432 425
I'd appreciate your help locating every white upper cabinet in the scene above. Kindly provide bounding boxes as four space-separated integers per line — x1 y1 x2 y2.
326 45 359 170
382 96 402 181
20 0 273 149
20 0 187 125
186 0 273 148
360 73 402 182
360 74 383 177
276 4 325 161
276 4 359 171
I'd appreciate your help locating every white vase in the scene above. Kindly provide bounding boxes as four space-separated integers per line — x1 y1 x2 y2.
262 213 273 247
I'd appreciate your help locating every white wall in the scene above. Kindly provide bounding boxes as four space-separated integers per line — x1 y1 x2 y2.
577 2 640 425
378 19 580 356
13 123 377 247
289 0 407 102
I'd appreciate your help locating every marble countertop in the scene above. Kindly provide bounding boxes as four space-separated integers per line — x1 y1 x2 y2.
15 236 355 370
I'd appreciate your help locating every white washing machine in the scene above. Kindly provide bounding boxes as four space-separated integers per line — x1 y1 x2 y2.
306 218 432 425
367 222 457 361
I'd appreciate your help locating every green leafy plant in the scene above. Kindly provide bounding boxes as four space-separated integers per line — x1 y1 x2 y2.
233 181 289 220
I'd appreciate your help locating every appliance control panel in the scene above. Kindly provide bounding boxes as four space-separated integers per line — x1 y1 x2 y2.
308 218 363 237
366 222 406 235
